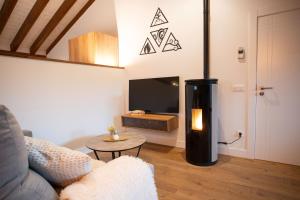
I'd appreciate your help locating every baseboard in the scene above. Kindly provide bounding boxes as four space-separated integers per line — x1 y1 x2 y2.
76 141 250 159
144 137 184 148
75 140 184 155
175 140 185 148
218 145 249 158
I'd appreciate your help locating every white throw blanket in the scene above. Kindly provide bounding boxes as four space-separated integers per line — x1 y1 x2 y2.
60 156 158 200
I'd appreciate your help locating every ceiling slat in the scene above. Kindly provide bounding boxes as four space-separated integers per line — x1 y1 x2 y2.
46 0 95 54
30 0 76 54
0 0 18 34
10 0 49 52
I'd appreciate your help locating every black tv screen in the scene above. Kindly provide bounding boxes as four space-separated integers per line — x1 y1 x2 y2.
129 76 179 113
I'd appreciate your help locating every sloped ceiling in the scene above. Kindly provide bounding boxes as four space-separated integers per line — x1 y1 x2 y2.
0 0 94 55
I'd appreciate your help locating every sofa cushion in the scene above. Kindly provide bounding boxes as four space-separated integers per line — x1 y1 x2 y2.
25 136 92 187
5 169 58 200
0 105 29 199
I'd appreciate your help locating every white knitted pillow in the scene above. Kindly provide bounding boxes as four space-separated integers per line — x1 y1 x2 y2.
24 136 92 187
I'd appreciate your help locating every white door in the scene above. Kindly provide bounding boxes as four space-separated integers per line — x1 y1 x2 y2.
255 9 300 166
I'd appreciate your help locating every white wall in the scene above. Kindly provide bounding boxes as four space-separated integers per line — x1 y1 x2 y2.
0 56 125 152
1 0 299 158
115 0 205 148
47 0 118 61
114 0 300 158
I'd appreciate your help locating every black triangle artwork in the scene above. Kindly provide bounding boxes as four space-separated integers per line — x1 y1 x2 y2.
150 8 168 27
140 38 157 55
150 28 168 47
140 7 182 55
162 32 182 52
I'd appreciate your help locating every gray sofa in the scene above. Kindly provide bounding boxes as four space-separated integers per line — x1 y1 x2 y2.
0 105 58 200
0 105 157 200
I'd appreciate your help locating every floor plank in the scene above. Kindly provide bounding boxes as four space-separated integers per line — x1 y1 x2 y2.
90 143 300 200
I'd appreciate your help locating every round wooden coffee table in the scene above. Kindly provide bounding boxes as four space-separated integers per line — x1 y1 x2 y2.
86 132 146 160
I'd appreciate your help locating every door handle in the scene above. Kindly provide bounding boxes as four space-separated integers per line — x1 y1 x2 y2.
260 87 273 90
258 86 273 96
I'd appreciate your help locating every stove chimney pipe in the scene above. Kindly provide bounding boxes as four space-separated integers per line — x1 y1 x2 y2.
203 0 209 79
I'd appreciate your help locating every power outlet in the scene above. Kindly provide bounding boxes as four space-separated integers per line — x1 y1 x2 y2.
236 130 243 138
218 131 243 145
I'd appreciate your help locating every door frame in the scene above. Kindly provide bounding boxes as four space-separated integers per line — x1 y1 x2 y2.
247 2 300 159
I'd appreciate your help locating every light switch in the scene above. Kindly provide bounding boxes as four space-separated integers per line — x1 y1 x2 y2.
238 47 245 60
232 84 245 92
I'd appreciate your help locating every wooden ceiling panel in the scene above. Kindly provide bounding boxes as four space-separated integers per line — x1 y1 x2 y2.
46 0 94 54
30 0 76 54
10 0 49 52
18 0 65 53
0 0 96 55
0 0 35 50
39 0 89 53
0 0 18 34
0 0 5 9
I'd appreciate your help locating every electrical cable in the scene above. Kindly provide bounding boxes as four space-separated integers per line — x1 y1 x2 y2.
218 132 242 145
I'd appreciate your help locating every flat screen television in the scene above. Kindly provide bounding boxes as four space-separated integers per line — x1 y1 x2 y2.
129 76 179 114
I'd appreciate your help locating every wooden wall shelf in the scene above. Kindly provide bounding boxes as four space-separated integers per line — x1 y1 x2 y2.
121 114 178 132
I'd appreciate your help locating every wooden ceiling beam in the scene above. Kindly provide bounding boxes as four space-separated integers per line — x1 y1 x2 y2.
0 0 18 34
46 0 95 54
0 49 46 58
10 0 49 52
0 49 124 69
30 0 76 54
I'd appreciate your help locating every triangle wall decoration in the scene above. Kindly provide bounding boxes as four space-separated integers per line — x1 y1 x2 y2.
162 32 182 52
139 7 182 55
150 8 168 27
150 28 168 47
140 38 157 55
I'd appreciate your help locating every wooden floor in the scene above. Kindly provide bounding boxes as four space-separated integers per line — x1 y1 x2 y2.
91 143 300 200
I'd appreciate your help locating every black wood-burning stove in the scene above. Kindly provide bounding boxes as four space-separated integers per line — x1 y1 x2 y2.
185 79 218 166
185 0 218 166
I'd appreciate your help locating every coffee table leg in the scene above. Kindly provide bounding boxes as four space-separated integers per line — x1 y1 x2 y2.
118 151 121 157
136 145 142 157
93 150 100 160
112 152 116 159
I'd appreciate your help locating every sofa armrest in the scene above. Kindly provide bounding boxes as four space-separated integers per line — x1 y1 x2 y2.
23 130 32 137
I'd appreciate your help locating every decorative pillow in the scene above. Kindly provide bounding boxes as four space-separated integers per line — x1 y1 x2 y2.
25 136 92 187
